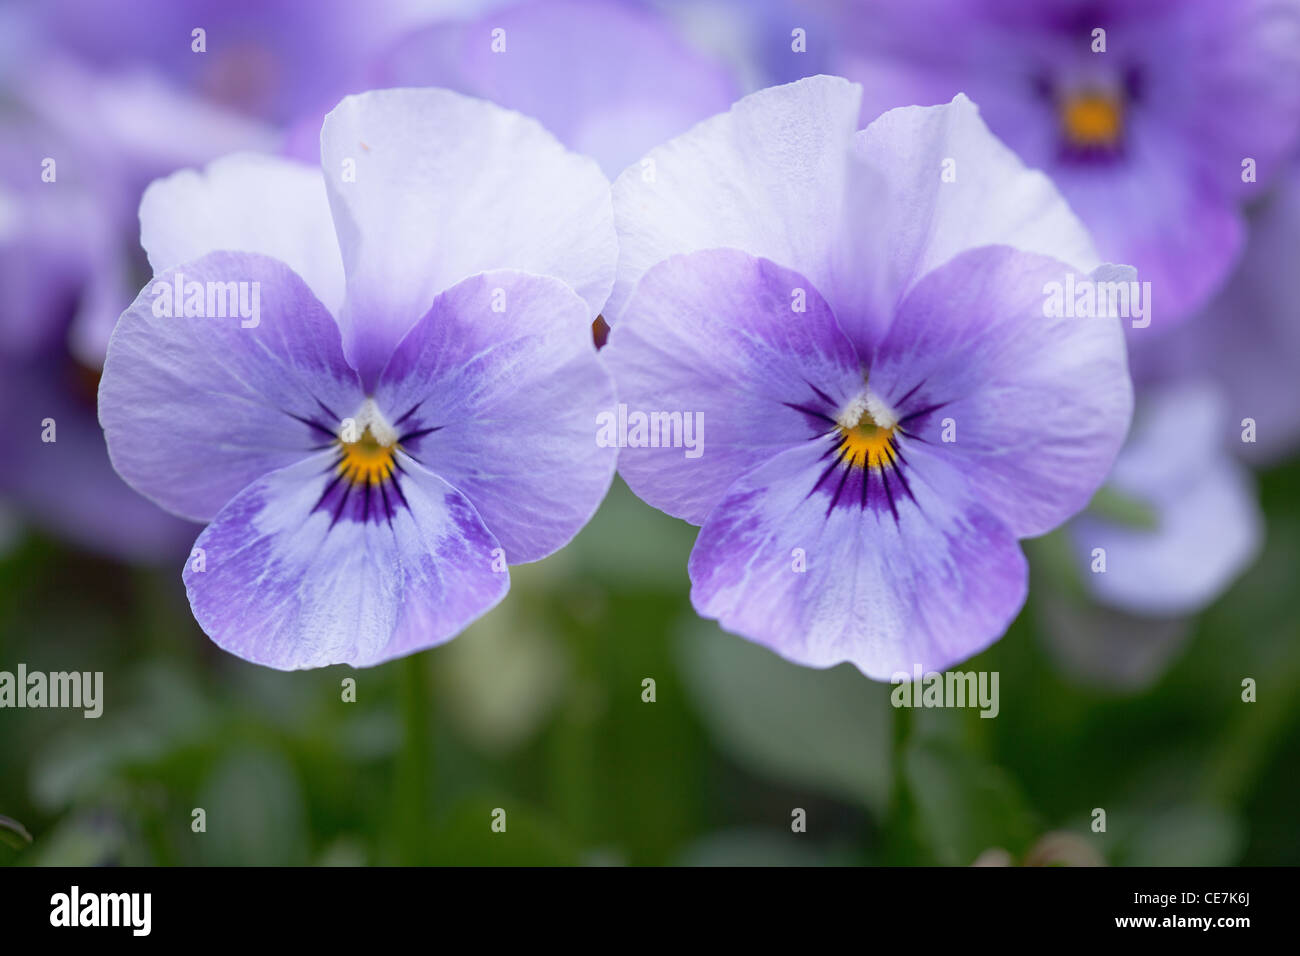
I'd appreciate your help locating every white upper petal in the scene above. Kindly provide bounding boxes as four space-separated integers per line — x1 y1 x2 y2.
835 93 1101 352
608 75 863 321
610 79 1103 357
140 153 346 318
319 87 617 384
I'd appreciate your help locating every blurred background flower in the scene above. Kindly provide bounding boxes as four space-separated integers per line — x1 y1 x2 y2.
1 0 1298 866
370 0 741 177
827 0 1300 326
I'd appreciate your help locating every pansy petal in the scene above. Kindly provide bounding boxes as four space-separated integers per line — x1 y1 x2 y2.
602 249 864 525
17 58 276 179
689 440 1028 679
1049 130 1244 327
834 0 1300 327
374 271 616 564
1130 164 1300 463
1159 0 1300 198
99 251 363 522
1038 594 1192 691
29 0 422 128
0 114 104 358
140 153 346 318
185 452 509 670
866 246 1132 539
373 0 739 178
1068 383 1262 617
834 94 1101 353
2 358 197 562
607 75 862 321
1073 460 1259 619
320 88 616 386
68 250 135 367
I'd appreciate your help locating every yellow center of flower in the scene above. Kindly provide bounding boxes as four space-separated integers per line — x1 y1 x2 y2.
1060 90 1124 148
837 419 898 471
338 426 397 486
834 389 900 471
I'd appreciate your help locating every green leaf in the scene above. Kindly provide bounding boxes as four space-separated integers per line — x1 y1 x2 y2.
429 797 580 866
1022 528 1088 600
1086 485 1159 531
0 814 32 850
28 815 125 866
904 737 1039 865
676 621 893 813
195 750 309 865
1119 805 1244 866
677 829 857 866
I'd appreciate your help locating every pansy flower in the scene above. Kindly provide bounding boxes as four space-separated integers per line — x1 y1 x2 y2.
2 0 436 560
831 0 1300 325
369 0 739 178
27 0 425 129
1130 161 1300 466
1038 386 1263 690
1066 382 1262 618
99 89 618 668
0 91 258 559
602 77 1133 677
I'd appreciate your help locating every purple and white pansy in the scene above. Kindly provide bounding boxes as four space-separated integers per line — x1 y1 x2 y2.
99 88 618 669
1066 381 1263 618
833 0 1300 326
602 76 1134 679
369 0 740 179
1130 161 1300 468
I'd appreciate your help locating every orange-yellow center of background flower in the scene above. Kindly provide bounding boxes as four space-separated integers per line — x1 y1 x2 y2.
1060 91 1124 148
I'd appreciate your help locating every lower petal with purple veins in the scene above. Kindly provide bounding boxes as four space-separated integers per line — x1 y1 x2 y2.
689 440 1028 679
185 452 508 670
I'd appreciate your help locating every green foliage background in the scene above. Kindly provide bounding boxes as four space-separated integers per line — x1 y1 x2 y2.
2 463 1298 866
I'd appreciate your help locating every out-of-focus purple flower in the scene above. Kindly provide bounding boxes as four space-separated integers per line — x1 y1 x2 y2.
8 62 275 362
1036 380 1264 689
831 0 1300 326
1066 382 1263 617
0 356 201 560
1 108 194 563
99 89 618 669
10 0 422 357
601 77 1133 678
0 115 103 359
1037 593 1194 690
369 0 740 177
650 0 839 92
1130 164 1300 466
1 0 427 560
22 0 433 129
0 103 212 560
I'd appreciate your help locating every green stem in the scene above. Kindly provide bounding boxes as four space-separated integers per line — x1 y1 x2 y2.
884 701 919 864
396 653 432 863
1202 636 1300 807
